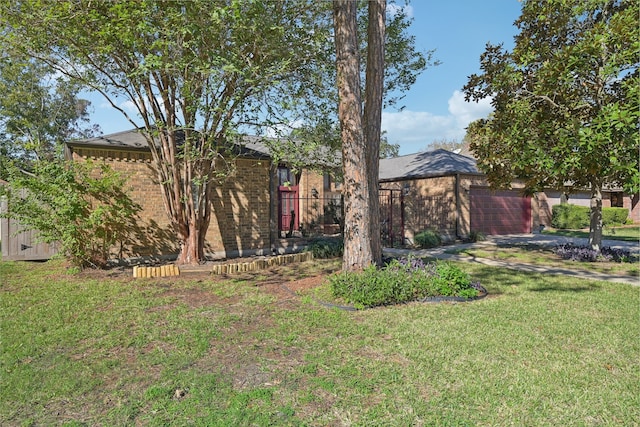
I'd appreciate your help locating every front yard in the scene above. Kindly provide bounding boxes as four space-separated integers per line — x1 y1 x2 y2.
1 256 638 426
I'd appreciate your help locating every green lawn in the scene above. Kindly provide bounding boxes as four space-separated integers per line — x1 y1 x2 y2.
1 259 639 426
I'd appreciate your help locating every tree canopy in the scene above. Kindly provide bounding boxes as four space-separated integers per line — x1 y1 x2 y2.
463 0 639 249
0 52 97 178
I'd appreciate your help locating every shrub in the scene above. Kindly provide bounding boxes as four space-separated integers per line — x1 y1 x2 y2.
305 237 343 258
552 204 630 229
0 160 141 268
552 244 632 263
551 204 590 229
329 257 481 308
468 230 487 242
414 228 442 248
603 207 629 226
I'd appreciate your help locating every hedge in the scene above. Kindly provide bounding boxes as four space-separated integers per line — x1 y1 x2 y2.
551 204 629 229
603 207 630 226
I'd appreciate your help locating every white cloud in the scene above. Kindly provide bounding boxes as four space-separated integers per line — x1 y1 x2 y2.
382 90 492 155
98 98 137 114
119 100 139 113
447 90 492 128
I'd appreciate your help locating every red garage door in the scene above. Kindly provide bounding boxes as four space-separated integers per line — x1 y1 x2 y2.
470 188 531 235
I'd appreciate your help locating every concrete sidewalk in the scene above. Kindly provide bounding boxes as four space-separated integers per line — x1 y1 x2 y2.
383 234 640 286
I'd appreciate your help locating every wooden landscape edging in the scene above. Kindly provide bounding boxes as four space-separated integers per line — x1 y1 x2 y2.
132 252 314 278
133 264 180 278
210 252 313 274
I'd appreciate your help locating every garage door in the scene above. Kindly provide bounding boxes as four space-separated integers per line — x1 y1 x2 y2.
470 188 531 235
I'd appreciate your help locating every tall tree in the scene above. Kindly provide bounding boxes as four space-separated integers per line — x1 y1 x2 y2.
334 0 374 270
333 0 386 270
1 0 330 264
363 0 385 266
0 52 97 178
463 0 639 251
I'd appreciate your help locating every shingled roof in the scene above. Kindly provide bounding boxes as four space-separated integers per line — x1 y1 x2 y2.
67 128 340 167
379 149 480 182
67 128 275 160
69 130 479 180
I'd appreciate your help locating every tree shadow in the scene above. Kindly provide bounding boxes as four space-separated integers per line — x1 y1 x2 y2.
458 263 605 295
528 282 603 292
127 219 179 259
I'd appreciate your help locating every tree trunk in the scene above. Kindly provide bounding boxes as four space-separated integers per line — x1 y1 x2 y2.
333 0 374 271
364 0 385 266
155 130 213 266
588 182 603 252
176 223 202 265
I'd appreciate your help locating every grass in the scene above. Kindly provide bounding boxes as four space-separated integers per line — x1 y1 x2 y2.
1 258 639 426
542 225 640 242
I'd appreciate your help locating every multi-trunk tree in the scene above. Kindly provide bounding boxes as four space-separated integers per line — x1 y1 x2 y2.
463 0 639 250
333 0 387 270
2 0 333 264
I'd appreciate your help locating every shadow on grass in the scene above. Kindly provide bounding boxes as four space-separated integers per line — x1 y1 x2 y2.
543 228 640 243
462 263 605 296
529 283 603 293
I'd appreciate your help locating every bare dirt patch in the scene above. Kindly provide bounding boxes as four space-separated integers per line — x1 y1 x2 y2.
257 274 327 301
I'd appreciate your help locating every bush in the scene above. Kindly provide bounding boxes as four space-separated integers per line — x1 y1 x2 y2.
414 229 442 248
305 237 343 258
553 244 632 263
0 160 141 268
329 257 481 309
551 204 590 229
552 204 630 229
468 230 487 242
603 207 629 226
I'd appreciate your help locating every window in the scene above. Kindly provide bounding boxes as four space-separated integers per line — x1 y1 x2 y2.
323 172 342 191
278 167 295 187
610 192 624 207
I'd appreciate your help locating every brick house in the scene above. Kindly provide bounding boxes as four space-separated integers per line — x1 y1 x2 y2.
8 132 634 261
65 129 341 261
378 149 638 244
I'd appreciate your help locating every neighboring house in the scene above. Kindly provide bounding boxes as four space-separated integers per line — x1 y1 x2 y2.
64 129 341 261
536 188 639 225
378 149 638 243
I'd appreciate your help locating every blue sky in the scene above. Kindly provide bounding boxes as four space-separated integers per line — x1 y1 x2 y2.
383 0 523 154
84 1 523 156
